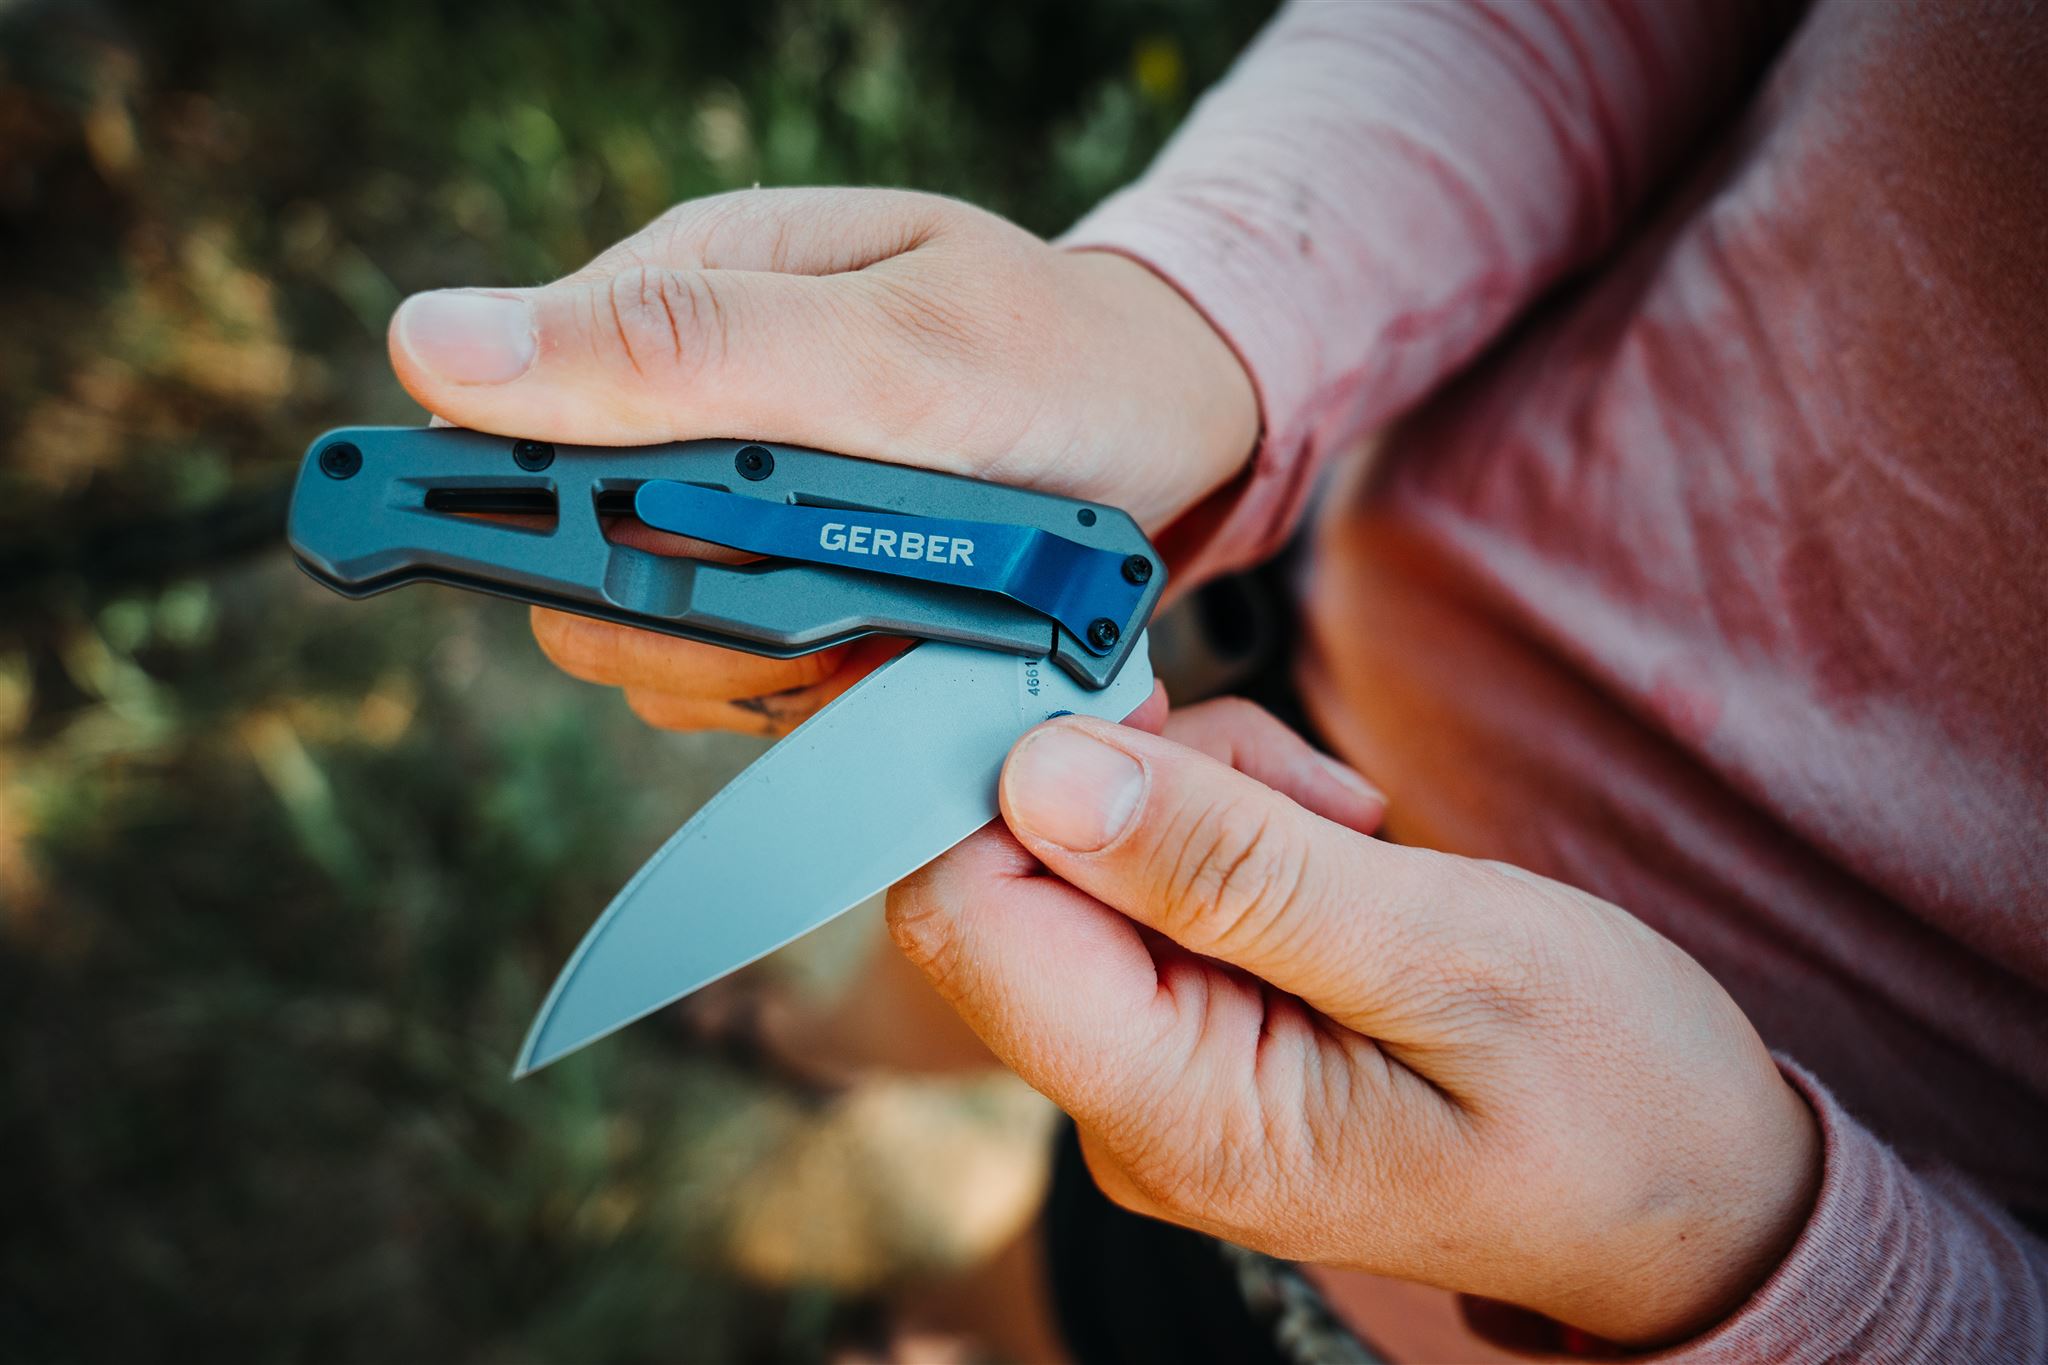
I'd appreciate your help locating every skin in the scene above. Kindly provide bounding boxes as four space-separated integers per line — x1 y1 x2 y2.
390 186 1821 1348
388 185 1257 733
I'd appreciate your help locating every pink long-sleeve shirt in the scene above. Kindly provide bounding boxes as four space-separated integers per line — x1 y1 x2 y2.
1064 1 2048 1359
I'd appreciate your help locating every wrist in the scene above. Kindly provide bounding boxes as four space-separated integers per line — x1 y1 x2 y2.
1056 247 1259 526
1563 1069 1823 1347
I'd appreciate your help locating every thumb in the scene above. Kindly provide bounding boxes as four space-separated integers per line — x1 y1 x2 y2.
386 187 1009 460
998 715 1488 1039
389 266 936 451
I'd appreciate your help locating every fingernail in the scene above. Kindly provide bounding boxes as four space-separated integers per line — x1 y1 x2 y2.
1005 725 1145 852
395 290 536 384
1314 751 1384 804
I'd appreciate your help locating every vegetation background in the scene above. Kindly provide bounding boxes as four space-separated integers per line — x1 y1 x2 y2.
0 1 1275 1360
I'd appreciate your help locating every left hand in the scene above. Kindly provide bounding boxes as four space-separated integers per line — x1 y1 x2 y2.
887 698 1821 1349
387 186 1258 736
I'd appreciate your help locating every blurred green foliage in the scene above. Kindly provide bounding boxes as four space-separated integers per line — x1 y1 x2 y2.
0 0 1273 1360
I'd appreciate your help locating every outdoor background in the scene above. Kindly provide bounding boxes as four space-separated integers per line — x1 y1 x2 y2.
0 1 1275 1361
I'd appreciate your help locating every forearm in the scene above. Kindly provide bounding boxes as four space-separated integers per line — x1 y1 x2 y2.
1064 0 1783 580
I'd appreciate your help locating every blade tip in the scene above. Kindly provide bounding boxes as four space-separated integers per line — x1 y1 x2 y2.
511 1018 555 1080
511 1017 577 1079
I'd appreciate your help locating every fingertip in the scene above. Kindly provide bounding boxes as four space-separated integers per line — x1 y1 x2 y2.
1001 719 1147 854
1123 681 1170 733
1310 749 1384 803
1306 751 1387 835
1159 699 1387 835
391 289 537 388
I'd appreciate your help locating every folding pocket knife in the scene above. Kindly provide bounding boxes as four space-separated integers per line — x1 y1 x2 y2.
286 426 1162 1074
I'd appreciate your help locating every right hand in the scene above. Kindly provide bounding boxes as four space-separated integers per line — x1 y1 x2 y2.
387 187 1258 733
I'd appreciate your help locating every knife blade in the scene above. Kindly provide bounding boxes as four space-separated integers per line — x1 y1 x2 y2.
515 634 1154 1075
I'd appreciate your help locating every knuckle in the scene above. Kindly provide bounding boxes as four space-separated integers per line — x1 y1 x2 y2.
1115 1117 1247 1224
645 196 719 257
598 266 727 381
883 875 960 986
1382 854 1552 1028
1158 796 1310 960
1205 695 1274 734
658 190 752 265
723 687 823 739
586 192 769 282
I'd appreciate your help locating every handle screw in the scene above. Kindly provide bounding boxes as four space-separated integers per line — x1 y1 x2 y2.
1087 618 1121 651
736 445 774 480
1122 555 1153 585
513 440 555 471
319 442 362 479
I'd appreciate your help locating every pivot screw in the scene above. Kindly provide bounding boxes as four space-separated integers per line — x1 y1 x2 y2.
1087 618 1121 651
513 440 555 471
736 445 774 480
1122 554 1153 585
1076 508 1097 527
319 442 361 479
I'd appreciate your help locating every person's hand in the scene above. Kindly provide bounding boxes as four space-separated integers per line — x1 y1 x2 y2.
887 699 1822 1349
387 187 1258 734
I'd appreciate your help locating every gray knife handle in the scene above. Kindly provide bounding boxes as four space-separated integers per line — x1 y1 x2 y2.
285 426 1163 689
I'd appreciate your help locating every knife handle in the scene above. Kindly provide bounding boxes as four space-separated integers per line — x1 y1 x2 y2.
285 426 1163 690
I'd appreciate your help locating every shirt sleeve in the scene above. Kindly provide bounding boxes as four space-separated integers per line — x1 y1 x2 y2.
1616 1060 2048 1363
1060 0 1779 584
